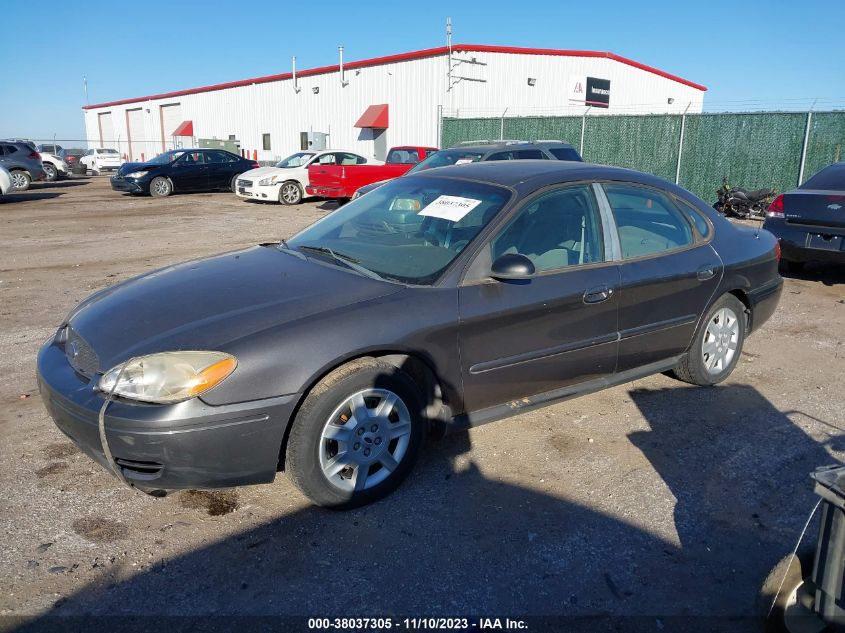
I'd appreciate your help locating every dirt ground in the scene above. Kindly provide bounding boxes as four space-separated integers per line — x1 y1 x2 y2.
0 176 843 628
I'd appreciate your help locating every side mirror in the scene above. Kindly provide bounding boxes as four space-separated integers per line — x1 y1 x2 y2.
490 253 536 281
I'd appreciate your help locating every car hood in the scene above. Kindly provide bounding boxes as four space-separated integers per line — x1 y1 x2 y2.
66 245 401 372
118 162 152 175
240 166 299 180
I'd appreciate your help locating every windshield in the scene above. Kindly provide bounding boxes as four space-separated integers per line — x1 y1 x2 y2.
288 175 511 285
146 151 185 164
406 149 484 175
98 148 119 154
276 152 316 168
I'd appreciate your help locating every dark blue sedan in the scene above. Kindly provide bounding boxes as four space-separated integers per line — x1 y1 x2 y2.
110 148 259 197
764 162 845 272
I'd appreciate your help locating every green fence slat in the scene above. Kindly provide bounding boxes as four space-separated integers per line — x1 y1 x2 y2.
442 111 845 203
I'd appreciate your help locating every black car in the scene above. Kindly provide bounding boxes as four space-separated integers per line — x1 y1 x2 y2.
58 148 87 175
110 148 259 197
38 161 782 509
763 162 845 272
351 140 583 199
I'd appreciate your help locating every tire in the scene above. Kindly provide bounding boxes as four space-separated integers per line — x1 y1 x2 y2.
43 163 57 182
11 171 31 191
759 546 815 632
780 259 805 275
285 358 425 509
279 181 303 205
230 175 240 194
670 293 746 386
149 176 172 198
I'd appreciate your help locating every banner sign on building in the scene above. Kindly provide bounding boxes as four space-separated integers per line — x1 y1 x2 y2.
568 76 611 108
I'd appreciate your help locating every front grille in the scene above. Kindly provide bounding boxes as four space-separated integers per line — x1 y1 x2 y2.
237 179 252 187
64 327 99 378
114 458 163 476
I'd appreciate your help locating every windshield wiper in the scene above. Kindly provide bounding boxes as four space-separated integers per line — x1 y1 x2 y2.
297 245 384 281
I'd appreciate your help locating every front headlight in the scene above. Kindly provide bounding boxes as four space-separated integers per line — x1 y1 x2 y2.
127 170 148 178
98 351 237 404
258 175 279 186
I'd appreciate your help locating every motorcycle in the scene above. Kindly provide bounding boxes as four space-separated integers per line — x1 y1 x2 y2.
714 176 776 219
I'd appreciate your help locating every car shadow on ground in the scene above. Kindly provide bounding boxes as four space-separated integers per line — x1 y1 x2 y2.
15 382 841 631
780 262 845 287
316 200 344 211
30 181 90 190
1 192 63 203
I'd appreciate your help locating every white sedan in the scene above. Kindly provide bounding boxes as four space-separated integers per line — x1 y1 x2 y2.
0 165 12 195
234 149 376 205
80 148 123 175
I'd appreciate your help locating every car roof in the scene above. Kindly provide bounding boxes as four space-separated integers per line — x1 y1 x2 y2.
445 140 576 152
415 160 666 191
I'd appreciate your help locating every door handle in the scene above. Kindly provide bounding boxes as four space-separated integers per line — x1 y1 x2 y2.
697 265 716 281
583 285 613 304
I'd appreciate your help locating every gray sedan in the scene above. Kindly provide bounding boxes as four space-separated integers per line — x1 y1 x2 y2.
37 161 782 508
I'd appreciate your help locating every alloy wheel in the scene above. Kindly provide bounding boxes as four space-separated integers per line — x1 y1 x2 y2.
701 307 739 374
153 180 170 196
11 173 27 189
318 388 412 492
281 183 300 204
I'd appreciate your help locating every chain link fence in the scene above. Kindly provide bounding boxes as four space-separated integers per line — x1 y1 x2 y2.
441 111 845 202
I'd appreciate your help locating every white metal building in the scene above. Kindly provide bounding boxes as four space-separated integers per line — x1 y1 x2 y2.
82 44 706 163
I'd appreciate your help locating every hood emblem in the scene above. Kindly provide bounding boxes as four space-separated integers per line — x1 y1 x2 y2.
828 204 842 210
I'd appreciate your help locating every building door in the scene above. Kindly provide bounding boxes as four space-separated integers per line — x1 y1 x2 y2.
126 108 146 161
97 112 114 149
160 103 182 152
373 129 387 161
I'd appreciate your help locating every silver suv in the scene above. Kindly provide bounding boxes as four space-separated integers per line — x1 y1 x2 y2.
0 142 45 191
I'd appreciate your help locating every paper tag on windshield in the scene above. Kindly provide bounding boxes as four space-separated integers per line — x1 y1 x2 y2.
419 195 482 222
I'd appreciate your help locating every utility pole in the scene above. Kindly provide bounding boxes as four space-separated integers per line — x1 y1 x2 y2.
83 76 89 105
446 17 453 112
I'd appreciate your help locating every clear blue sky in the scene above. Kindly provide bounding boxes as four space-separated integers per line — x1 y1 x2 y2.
2 0 843 142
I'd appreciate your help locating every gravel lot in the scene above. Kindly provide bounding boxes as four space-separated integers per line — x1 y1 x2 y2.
1 176 843 628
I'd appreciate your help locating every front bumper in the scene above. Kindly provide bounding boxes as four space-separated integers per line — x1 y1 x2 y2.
37 339 299 491
110 175 145 193
235 181 280 201
763 217 845 265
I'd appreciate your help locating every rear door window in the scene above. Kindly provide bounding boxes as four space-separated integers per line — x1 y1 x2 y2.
514 149 547 159
548 147 582 161
603 183 694 259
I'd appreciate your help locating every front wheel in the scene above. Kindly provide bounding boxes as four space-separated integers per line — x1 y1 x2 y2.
279 181 303 205
285 358 425 509
150 176 172 198
43 163 57 182
11 171 31 191
670 294 746 386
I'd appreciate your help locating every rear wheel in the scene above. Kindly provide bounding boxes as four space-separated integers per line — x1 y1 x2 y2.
279 181 303 205
150 176 172 198
285 358 425 509
11 171 31 191
43 163 57 182
670 294 746 386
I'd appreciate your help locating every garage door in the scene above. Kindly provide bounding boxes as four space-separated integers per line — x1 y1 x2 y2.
127 108 146 161
160 103 182 152
98 112 114 148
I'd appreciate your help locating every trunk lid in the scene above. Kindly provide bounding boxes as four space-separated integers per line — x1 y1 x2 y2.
784 190 845 228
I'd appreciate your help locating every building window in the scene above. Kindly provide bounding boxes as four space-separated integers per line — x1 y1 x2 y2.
262 134 271 151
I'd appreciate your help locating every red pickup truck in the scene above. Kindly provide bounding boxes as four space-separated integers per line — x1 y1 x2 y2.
306 145 437 200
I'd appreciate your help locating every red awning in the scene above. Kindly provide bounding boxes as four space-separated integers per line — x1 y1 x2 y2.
354 104 388 128
172 120 194 136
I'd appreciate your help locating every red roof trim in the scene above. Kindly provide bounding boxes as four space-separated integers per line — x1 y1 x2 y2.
355 104 389 128
82 44 705 110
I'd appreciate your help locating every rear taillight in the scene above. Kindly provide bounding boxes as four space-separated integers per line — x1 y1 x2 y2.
29 151 41 160
251 162 260 169
767 194 785 218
